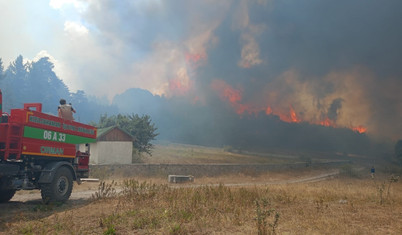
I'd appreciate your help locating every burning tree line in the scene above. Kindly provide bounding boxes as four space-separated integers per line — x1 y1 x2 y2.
0 55 386 156
113 88 380 156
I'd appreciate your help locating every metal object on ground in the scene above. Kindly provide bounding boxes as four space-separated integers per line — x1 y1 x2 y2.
168 175 194 183
80 178 99 182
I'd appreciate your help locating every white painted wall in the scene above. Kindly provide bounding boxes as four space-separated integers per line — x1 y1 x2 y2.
81 141 132 164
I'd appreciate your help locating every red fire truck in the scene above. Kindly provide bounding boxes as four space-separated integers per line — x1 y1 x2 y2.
0 90 97 203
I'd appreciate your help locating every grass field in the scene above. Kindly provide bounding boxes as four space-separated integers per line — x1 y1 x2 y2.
143 142 350 165
1 143 401 234
2 173 402 234
146 143 291 164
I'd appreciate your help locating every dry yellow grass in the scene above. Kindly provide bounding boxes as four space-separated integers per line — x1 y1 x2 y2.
1 143 397 234
145 143 305 164
2 173 401 234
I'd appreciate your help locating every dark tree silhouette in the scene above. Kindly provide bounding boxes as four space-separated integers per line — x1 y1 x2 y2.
0 55 117 124
28 57 70 113
395 140 402 165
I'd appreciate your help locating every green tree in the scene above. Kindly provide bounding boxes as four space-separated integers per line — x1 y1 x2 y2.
3 55 29 110
28 57 70 113
95 114 158 155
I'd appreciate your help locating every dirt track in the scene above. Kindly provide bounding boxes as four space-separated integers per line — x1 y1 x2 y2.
10 170 339 203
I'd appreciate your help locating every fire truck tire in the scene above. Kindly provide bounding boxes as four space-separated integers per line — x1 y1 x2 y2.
0 189 16 203
40 166 73 204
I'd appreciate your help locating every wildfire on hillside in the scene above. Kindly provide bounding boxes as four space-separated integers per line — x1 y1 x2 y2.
210 79 367 134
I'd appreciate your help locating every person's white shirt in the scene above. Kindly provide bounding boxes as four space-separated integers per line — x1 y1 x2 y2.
58 104 75 121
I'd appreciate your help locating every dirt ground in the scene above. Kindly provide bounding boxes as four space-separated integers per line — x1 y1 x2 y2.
9 167 338 203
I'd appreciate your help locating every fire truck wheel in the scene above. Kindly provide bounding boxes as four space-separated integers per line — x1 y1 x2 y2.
40 166 73 204
0 189 16 203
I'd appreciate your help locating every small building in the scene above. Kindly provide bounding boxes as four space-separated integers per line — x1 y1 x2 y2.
81 126 134 165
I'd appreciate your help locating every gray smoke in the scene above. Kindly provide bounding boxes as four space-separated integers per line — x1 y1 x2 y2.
328 98 344 122
60 0 402 140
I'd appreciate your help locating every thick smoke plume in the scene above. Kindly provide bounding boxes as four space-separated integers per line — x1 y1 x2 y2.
68 0 402 141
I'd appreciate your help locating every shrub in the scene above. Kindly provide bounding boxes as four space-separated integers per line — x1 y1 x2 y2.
339 164 360 178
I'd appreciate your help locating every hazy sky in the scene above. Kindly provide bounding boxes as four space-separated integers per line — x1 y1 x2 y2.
1 0 402 139
1 0 224 98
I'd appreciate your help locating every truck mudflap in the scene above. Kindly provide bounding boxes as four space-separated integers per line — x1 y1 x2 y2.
38 161 77 184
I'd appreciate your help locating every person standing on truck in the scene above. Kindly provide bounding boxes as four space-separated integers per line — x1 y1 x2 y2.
58 99 76 121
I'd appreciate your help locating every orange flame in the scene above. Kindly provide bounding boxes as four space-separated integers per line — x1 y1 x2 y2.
352 125 367 134
223 86 242 104
185 53 206 64
211 80 263 115
289 106 301 123
319 117 336 127
265 106 273 115
211 80 242 104
266 106 301 123
169 77 191 96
